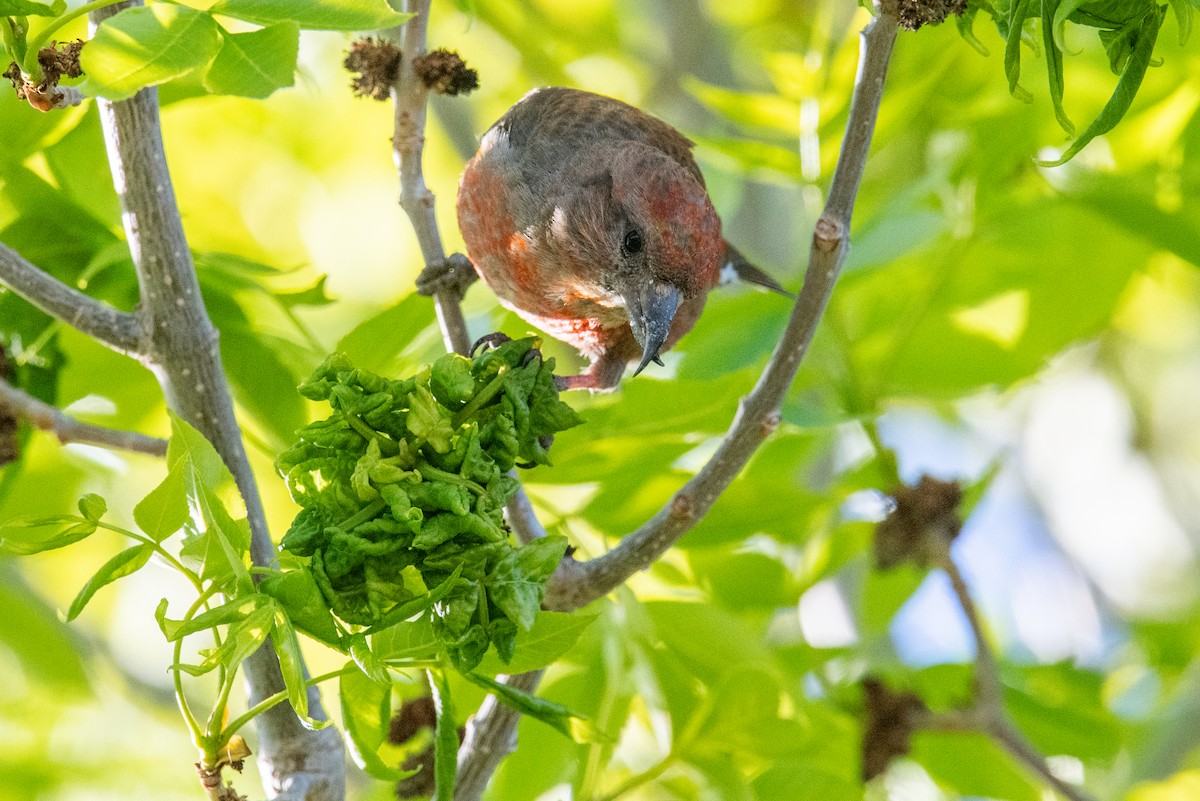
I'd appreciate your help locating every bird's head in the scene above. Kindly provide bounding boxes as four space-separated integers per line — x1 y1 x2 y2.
550 143 723 374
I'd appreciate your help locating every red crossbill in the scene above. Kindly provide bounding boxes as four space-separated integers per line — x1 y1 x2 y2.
457 87 786 390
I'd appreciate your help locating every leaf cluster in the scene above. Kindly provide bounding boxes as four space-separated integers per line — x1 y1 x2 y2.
0 0 412 104
0 413 330 764
276 336 580 672
965 0 1182 164
1 350 588 787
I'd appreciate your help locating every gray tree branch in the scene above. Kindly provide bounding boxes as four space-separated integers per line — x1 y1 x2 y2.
544 1 901 611
89 4 342 798
0 375 167 456
0 242 141 354
458 1 900 794
454 669 544 801
392 0 471 357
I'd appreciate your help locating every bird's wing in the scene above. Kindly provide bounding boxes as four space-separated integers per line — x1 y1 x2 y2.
722 242 792 297
493 87 707 188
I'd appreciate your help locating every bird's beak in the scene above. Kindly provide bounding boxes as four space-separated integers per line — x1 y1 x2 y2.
624 281 682 377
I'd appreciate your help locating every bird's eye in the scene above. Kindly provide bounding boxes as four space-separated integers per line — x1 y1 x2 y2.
622 228 644 256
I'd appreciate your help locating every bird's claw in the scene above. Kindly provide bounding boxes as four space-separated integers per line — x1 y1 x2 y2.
416 252 478 299
470 332 512 356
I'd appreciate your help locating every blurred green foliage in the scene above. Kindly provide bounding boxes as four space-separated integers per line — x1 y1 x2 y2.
3 1 1200 800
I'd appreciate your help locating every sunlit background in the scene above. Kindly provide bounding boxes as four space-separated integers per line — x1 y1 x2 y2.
3 1 1200 799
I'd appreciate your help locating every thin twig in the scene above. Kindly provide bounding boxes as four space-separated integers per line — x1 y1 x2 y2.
941 551 1001 709
939 549 1097 801
544 1 901 611
89 3 342 798
384 5 552 795
504 481 547 543
0 242 141 354
0 376 167 456
392 0 471 357
989 719 1096 801
386 0 547 548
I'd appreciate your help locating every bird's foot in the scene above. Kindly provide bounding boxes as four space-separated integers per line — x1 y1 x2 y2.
470 332 512 355
554 350 638 392
554 364 625 393
553 374 589 392
416 252 478 299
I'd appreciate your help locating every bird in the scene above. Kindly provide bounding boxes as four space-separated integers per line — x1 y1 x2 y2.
456 87 787 390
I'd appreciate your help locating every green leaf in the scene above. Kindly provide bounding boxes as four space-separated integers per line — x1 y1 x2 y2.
0 572 90 691
1170 0 1193 44
182 421 250 516
169 413 252 595
217 320 307 451
692 134 803 179
334 294 435 375
1005 664 1123 760
364 565 465 635
861 563 927 635
203 22 299 99
432 670 457 801
0 518 96 555
259 569 341 646
340 665 417 781
486 535 568 631
76 494 106 522
40 109 123 224
348 632 392 686
270 607 328 727
65 543 154 621
371 615 439 661
462 671 584 740
683 282 800 379
752 761 861 801
1004 0 1034 102
406 386 454 453
847 203 1141 397
211 0 413 30
1036 6 1166 166
1041 0 1075 136
643 601 772 684
276 275 333 308
482 668 590 799
689 668 810 759
913 732 1040 801
474 611 594 675
955 3 990 55
675 433 827 548
691 550 798 610
0 0 64 15
0 84 68 163
173 603 275 676
685 78 800 137
79 5 223 101
430 353 476 408
1067 176 1200 267
155 596 265 642
134 462 189 542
